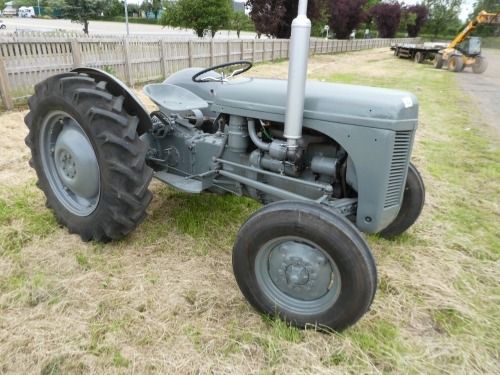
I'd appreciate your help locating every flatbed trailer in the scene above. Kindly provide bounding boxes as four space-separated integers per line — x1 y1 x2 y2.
390 42 448 63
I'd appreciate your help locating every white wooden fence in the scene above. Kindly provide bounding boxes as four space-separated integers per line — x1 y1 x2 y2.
0 34 418 109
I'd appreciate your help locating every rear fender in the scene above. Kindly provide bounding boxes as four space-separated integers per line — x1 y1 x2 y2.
71 67 152 135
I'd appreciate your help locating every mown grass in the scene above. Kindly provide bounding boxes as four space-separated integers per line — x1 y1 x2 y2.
0 50 498 374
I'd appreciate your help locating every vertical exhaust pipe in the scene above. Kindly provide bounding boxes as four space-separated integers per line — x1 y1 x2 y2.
284 0 311 160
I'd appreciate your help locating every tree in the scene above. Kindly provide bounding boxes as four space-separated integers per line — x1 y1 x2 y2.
246 0 322 39
141 0 162 19
404 4 428 37
161 0 232 38
230 10 252 38
369 2 401 38
63 0 109 34
422 0 462 38
246 0 286 38
12 0 36 7
105 0 124 17
328 0 369 39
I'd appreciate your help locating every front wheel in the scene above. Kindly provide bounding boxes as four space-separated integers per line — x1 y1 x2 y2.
433 54 443 69
232 201 377 331
449 56 464 72
379 163 425 238
24 73 153 241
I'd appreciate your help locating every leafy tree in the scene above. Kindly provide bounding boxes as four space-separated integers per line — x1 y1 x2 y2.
246 0 286 38
246 0 322 39
230 10 252 38
126 3 140 16
45 0 66 17
404 4 428 37
422 0 462 38
328 0 369 39
12 0 36 7
369 2 401 38
161 0 232 38
141 0 162 19
63 0 109 34
105 0 124 17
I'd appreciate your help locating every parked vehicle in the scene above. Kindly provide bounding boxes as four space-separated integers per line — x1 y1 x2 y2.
434 10 499 74
2 1 17 17
0 20 6 29
391 42 447 63
392 11 499 73
24 0 424 330
18 6 36 18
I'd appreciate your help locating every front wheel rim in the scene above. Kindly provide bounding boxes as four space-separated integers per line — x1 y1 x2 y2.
255 236 342 315
40 110 101 216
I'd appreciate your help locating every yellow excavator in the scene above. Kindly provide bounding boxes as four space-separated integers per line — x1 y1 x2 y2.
433 10 500 74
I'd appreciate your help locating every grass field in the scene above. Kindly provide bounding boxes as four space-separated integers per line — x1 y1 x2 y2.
0 48 499 374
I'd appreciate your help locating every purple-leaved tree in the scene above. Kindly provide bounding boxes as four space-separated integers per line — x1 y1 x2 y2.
404 4 429 37
246 0 322 38
369 2 401 38
328 0 369 39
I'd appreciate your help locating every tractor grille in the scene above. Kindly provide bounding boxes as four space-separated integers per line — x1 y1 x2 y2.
384 131 412 208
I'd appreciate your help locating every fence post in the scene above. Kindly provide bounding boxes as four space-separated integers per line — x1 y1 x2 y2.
0 52 13 110
70 39 82 68
210 39 215 66
123 37 134 86
188 40 194 67
253 40 256 63
241 39 244 60
160 39 168 78
227 40 231 62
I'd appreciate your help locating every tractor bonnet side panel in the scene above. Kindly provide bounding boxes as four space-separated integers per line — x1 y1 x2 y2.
211 78 418 131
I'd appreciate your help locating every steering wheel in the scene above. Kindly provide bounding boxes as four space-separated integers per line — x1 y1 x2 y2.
192 60 253 83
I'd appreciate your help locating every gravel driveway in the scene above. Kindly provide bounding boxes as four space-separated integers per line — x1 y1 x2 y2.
455 48 500 137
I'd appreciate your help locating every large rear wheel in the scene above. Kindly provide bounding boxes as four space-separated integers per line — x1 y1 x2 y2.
24 73 153 241
232 201 377 331
414 51 424 64
379 163 425 238
472 56 488 74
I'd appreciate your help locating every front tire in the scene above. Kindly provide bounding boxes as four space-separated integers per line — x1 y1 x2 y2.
232 201 377 331
24 73 153 241
449 56 464 72
433 54 443 69
379 163 425 238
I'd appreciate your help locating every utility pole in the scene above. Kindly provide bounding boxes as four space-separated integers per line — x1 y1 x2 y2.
124 0 130 36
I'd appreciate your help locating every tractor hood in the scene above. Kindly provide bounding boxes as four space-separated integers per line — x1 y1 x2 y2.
211 78 418 131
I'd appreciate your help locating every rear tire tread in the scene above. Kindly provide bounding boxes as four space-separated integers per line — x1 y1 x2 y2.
24 73 153 242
